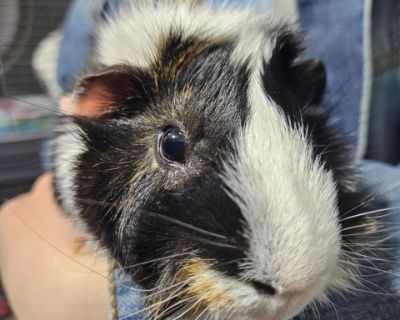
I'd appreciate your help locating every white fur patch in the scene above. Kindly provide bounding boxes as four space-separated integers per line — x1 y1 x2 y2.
53 123 88 234
95 1 262 68
222 34 342 318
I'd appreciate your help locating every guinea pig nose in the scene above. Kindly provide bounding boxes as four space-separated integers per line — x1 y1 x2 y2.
250 280 277 296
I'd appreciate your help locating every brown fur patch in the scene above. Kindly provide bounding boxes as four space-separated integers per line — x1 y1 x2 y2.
145 259 235 319
180 259 235 311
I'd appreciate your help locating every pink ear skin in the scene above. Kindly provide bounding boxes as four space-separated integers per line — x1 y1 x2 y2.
59 82 111 118
75 74 118 118
69 67 137 118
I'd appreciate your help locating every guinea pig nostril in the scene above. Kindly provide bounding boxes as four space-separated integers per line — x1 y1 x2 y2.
251 280 277 296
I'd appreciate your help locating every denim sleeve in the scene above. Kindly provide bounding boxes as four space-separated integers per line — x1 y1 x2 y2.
56 0 117 92
111 268 146 320
365 0 400 164
298 0 366 156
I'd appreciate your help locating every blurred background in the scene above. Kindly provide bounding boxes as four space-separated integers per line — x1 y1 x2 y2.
0 3 71 318
0 0 69 204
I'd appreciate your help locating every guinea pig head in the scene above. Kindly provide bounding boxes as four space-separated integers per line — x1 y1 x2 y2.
54 7 374 320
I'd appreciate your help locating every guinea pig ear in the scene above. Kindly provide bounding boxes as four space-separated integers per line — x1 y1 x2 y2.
290 59 326 106
264 32 327 109
73 65 150 118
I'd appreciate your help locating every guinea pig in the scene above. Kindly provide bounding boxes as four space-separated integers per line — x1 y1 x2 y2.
52 1 378 319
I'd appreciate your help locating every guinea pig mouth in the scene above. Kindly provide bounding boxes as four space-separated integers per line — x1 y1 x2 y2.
243 280 329 320
162 257 331 320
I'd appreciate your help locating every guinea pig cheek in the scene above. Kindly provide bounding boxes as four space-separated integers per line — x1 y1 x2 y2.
178 259 259 313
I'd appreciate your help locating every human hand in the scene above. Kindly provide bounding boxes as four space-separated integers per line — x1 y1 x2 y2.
0 174 109 320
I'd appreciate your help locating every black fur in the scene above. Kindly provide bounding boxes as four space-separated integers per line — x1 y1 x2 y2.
261 28 374 247
132 173 248 289
68 32 252 288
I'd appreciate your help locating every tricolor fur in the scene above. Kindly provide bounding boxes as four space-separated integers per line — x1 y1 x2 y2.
53 1 376 319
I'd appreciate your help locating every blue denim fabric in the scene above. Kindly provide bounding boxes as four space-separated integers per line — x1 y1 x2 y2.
113 269 146 320
298 0 365 155
365 0 400 164
56 0 106 92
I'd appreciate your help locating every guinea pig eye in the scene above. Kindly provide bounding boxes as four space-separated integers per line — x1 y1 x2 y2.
159 126 186 163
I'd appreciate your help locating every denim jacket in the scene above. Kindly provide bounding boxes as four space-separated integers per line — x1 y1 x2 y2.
366 0 400 164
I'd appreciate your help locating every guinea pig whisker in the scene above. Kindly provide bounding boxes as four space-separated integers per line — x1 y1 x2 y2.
340 195 376 219
213 304 222 320
143 210 230 240
193 305 209 320
340 259 400 281
118 276 190 297
344 242 400 252
346 276 397 300
111 256 190 295
130 288 191 320
343 285 395 299
341 246 397 264
341 222 381 233
226 306 238 320
339 206 400 223
310 301 322 320
122 283 183 297
318 297 340 320
120 284 191 320
357 278 399 302
342 226 400 238
344 256 399 272
190 235 240 250
341 224 400 237
2 94 63 116
145 280 191 301
153 295 197 320
211 258 241 268
342 254 395 276
342 180 400 218
123 252 194 270
169 299 202 320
